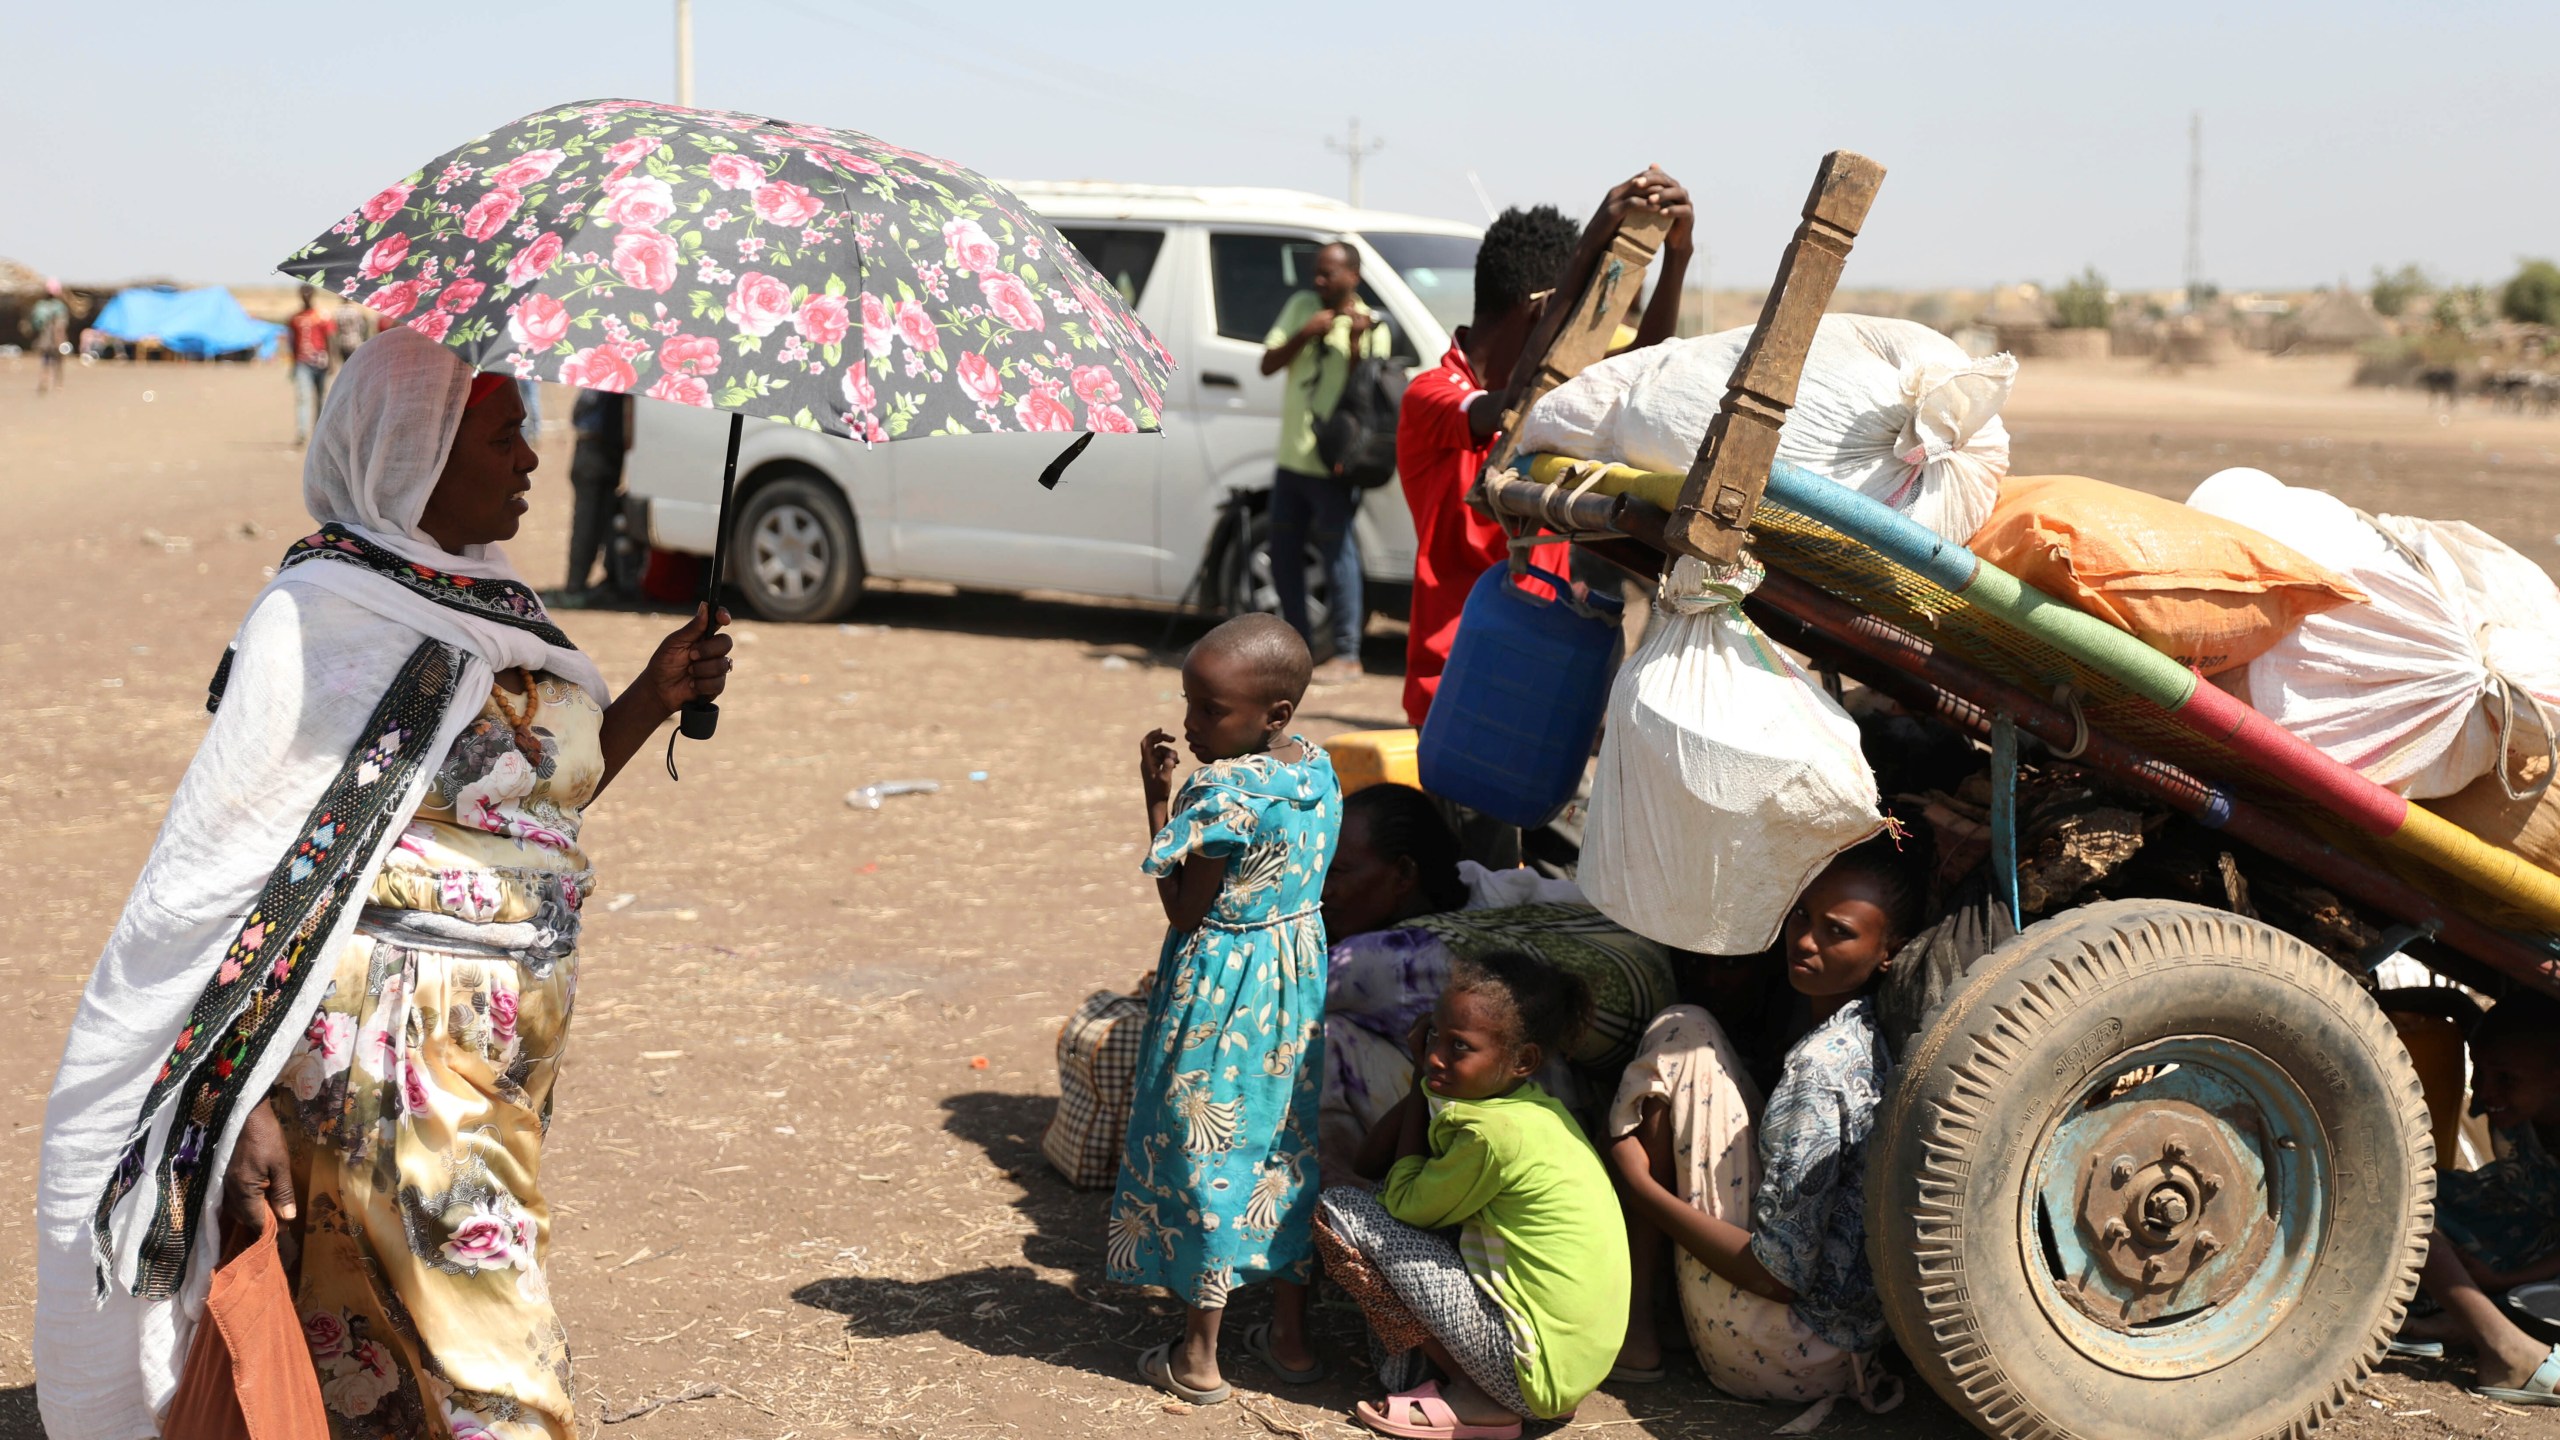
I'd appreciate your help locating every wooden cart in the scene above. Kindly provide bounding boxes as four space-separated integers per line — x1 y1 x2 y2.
1475 153 2560 1440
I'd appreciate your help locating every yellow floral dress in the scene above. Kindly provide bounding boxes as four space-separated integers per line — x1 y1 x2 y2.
270 672 601 1440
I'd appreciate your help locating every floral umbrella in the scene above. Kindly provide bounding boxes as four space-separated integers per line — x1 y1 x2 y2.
280 97 1177 738
282 97 1171 441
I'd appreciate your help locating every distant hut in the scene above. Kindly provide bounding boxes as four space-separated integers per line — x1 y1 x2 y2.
2279 285 2390 354
1 258 63 352
1976 284 2057 356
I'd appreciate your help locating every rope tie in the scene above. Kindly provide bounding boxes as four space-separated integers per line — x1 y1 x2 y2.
1656 552 1764 617
2048 683 2092 760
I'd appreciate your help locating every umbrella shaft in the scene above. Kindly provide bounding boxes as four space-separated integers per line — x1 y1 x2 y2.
676 409 742 746
703 410 743 631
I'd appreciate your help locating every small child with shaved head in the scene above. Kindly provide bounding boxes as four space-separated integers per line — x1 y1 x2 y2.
1114 615 1343 1402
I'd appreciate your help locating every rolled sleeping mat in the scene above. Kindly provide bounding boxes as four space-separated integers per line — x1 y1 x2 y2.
1511 452 2560 935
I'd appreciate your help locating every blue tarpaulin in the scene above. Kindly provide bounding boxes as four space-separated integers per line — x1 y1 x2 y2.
92 286 283 359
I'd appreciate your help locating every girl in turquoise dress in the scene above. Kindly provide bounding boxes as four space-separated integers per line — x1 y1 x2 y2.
1112 615 1340 1403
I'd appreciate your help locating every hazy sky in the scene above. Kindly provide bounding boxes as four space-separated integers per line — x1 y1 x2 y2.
7 1 2553 292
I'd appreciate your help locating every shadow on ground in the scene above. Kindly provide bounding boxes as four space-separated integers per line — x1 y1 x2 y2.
0 1385 38 1440
791 1090 1391 1398
789 1090 1148 1388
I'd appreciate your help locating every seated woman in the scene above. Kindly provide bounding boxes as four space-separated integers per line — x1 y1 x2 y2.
2403 991 2560 1406
1318 784 1670 1179
1603 829 1931 1409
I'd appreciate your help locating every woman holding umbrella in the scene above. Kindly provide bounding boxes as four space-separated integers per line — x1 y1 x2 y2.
34 326 733 1440
38 97 1176 1440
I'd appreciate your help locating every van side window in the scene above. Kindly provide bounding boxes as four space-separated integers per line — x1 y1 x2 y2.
1210 233 1325 342
1056 227 1165 307
1211 232 1417 362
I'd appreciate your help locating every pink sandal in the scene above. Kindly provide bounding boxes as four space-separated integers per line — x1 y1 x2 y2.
1354 1380 1523 1440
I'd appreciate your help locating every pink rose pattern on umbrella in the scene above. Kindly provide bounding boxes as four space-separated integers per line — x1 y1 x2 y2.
281 98 1175 447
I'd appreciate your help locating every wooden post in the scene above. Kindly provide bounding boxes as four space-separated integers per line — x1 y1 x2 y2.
1666 151 1885 562
1475 209 1675 491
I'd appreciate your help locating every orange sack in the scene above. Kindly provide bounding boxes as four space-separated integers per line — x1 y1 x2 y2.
1967 475 2366 675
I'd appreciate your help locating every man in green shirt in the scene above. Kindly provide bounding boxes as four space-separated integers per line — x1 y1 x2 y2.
1261 242 1392 684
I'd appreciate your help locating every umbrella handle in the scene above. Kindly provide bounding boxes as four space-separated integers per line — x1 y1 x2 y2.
676 411 746 746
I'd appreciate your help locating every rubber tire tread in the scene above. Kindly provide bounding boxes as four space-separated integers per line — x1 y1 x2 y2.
1866 899 2433 1440
733 471 864 623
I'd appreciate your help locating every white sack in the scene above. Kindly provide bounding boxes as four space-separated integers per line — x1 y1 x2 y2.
1514 314 2017 542
2188 467 2560 798
1580 556 1882 953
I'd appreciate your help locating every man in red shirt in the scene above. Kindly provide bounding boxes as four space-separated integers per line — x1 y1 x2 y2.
1395 168 1694 727
286 286 337 446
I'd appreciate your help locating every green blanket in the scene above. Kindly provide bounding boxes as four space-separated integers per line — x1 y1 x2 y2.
1411 903 1676 1071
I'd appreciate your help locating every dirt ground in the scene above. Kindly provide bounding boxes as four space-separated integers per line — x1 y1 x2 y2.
3 352 2556 1440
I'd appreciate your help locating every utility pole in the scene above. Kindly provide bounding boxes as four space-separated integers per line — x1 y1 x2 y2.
2184 111 2205 304
1325 118 1385 208
675 0 695 106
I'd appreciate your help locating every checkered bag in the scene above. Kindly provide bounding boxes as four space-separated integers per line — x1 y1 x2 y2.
1042 982 1150 1189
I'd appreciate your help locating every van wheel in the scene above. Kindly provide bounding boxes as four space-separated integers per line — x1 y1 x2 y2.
732 471 863 623
1213 503 1350 659
1868 899 2432 1440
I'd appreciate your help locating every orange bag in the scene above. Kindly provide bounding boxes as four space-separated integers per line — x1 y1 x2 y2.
162 1203 329 1440
1968 475 2364 674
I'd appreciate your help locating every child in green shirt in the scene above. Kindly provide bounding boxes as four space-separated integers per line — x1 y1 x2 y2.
1316 951 1630 1438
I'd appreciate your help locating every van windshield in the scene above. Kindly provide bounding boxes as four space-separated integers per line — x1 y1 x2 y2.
1365 232 1480 338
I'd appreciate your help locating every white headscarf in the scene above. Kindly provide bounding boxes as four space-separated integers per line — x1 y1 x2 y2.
303 322 476 541
287 326 608 700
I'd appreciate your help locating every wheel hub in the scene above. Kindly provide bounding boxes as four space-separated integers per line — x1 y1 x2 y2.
2065 1104 2275 1328
753 506 829 599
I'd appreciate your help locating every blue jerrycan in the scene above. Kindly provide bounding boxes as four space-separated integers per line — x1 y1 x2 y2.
1419 563 1623 828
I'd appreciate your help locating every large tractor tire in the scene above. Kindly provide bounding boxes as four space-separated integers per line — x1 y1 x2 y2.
1868 900 2433 1440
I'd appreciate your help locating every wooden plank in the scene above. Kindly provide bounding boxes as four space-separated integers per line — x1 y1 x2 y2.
1666 151 1885 562
1475 208 1674 490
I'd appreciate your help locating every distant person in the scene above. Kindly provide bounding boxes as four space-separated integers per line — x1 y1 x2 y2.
1395 168 1694 728
329 301 377 365
558 388 633 606
1261 241 1392 685
29 279 71 396
286 285 336 446
518 377 545 439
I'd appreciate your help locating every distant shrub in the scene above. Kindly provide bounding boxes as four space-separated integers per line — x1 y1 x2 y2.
2370 263 2430 319
2054 267 2111 329
2501 260 2560 326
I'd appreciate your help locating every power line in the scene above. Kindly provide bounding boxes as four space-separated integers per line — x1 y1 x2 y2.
2184 111 2205 301
1325 118 1385 209
675 0 694 106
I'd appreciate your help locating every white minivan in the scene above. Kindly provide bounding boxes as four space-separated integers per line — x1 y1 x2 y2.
620 183 1483 633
